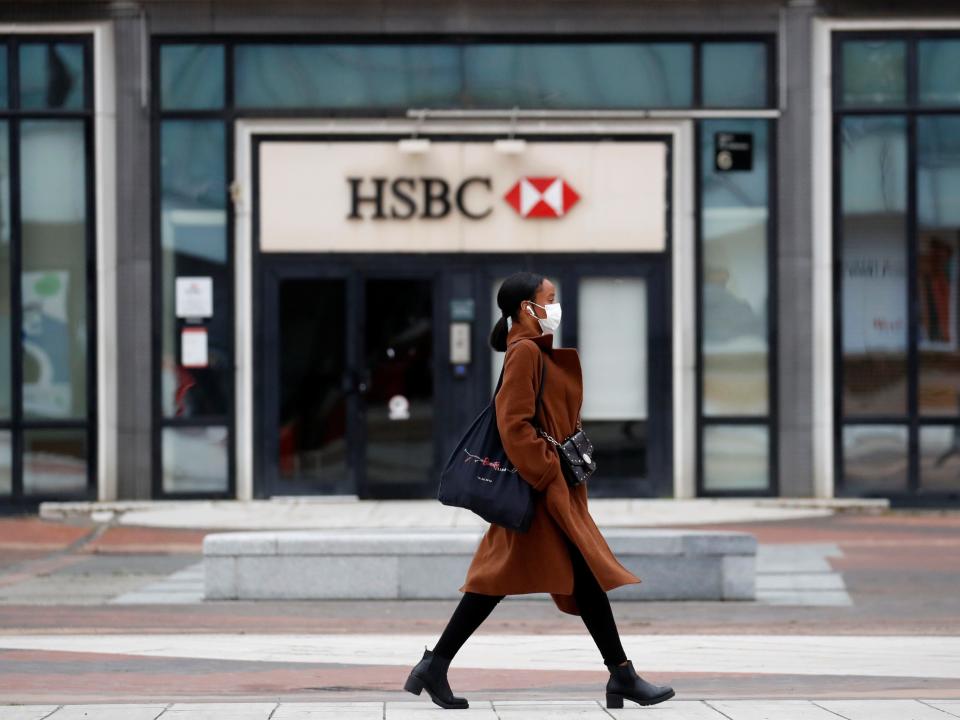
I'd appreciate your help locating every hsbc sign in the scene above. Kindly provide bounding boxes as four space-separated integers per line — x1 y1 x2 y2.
346 175 581 221
259 140 666 253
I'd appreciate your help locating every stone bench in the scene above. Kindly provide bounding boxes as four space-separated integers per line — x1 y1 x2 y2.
203 528 756 602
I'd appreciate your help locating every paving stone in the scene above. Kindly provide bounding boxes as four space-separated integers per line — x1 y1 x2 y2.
0 707 62 720
607 700 728 718
162 702 276 719
756 573 846 590
48 705 166 719
708 699 847 719
385 700 497 719
814 699 954 719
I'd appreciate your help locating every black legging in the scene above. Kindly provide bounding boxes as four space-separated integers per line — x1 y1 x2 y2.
433 537 628 666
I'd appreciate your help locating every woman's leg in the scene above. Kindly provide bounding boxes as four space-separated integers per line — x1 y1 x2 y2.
568 540 628 667
433 591 505 660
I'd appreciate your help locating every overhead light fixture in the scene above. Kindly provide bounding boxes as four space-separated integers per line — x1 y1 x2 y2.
399 110 430 154
494 106 525 154
494 138 526 154
398 137 431 154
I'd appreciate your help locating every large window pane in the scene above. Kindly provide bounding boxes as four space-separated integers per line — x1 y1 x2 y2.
0 121 9 419
579 277 648 486
917 116 960 417
162 426 228 493
841 40 906 107
918 40 960 107
19 43 85 110
465 43 693 109
235 45 461 109
161 44 224 110
20 121 87 420
160 120 228 418
23 428 87 495
840 116 908 416
703 425 768 491
700 119 769 415
702 42 767 108
842 424 908 494
919 425 960 492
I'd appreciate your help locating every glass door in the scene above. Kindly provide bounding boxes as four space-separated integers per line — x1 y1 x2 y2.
260 264 438 498
361 277 435 497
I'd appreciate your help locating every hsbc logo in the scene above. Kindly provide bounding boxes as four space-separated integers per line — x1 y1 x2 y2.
504 177 580 218
347 175 581 221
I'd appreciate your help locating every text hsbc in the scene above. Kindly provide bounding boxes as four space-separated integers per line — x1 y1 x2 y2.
347 177 492 221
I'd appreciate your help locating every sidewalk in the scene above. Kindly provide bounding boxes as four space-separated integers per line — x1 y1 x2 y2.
2 699 958 719
37 497 889 530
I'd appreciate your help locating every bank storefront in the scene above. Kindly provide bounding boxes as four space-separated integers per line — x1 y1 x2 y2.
0 2 957 511
157 36 774 503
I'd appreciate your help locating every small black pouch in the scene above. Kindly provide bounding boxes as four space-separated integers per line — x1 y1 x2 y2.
538 422 597 488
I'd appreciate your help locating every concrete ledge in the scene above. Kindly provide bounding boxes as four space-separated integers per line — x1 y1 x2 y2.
203 528 757 602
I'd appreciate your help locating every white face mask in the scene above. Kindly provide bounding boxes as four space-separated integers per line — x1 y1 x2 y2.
525 300 562 333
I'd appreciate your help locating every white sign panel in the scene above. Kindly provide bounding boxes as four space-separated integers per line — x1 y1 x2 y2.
175 276 214 319
258 141 667 253
181 327 209 368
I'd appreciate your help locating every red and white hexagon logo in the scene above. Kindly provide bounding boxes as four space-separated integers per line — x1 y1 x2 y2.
504 177 580 218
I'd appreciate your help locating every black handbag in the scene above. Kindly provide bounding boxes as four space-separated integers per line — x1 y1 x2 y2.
534 415 597 489
436 357 546 532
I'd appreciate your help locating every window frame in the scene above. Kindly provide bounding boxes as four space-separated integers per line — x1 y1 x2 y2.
0 33 98 510
832 29 960 505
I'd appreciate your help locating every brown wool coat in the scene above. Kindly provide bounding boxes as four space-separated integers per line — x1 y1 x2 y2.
459 319 641 615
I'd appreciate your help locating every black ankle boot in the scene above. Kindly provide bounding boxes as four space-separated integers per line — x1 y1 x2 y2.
404 647 469 709
604 659 675 708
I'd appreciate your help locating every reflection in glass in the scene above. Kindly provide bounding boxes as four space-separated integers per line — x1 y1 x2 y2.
0 431 9 494
19 121 88 420
235 42 698 110
918 40 960 106
842 424 908 493
919 426 960 492
917 117 960 416
702 43 767 108
703 425 768 491
278 278 349 493
491 277 561 392
19 43 85 110
465 43 693 108
162 426 228 493
236 45 460 109
161 44 225 110
840 116 907 415
841 40 906 107
364 279 433 490
160 120 228 418
700 119 769 415
23 428 87 495
0 122 9 418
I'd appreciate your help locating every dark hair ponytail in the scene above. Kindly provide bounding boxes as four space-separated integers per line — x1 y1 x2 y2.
489 271 545 352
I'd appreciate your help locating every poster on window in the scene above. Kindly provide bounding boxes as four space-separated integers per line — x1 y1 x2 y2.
918 231 959 352
22 270 72 418
842 235 907 354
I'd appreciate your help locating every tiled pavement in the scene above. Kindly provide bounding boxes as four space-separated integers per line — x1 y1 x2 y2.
1 700 959 719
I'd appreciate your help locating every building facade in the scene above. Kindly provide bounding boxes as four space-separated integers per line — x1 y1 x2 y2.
0 0 958 511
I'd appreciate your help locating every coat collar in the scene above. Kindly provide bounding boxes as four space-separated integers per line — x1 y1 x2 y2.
507 318 554 352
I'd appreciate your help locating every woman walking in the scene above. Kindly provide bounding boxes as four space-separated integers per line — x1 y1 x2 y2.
404 271 675 710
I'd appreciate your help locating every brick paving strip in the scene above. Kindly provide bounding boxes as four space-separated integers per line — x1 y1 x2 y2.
1 699 959 719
